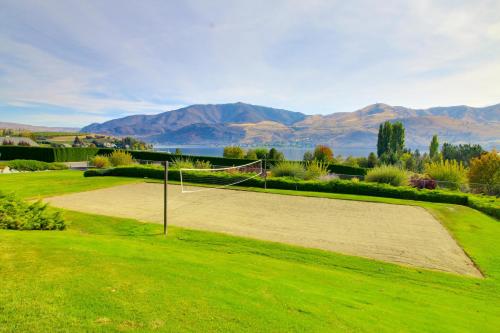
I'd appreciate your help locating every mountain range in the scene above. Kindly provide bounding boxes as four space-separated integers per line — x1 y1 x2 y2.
0 122 79 133
82 102 500 150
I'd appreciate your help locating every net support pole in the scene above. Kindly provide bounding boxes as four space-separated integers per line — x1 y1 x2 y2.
264 155 267 190
163 161 169 236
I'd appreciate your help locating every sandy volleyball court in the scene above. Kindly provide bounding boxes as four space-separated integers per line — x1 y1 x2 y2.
45 183 480 277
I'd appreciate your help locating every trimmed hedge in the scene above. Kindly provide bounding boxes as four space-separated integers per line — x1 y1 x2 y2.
0 146 100 162
83 166 500 219
327 164 367 176
6 160 68 171
468 196 500 220
0 146 368 175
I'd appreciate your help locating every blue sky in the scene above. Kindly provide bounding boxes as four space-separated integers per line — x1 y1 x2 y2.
1 0 500 127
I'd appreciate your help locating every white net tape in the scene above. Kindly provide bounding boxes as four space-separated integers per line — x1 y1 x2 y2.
180 160 263 193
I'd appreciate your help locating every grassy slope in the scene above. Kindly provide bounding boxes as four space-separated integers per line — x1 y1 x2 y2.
1 171 500 332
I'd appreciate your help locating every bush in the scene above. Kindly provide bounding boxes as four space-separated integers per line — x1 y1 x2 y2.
245 149 258 160
108 150 134 167
410 176 437 190
304 160 329 180
223 146 245 159
425 160 467 191
90 155 111 169
0 192 65 230
48 162 69 170
468 150 500 195
194 160 212 169
365 165 408 186
271 161 305 179
6 159 68 171
170 157 194 169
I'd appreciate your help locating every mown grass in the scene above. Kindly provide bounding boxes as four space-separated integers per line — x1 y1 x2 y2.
0 170 139 199
1 171 500 332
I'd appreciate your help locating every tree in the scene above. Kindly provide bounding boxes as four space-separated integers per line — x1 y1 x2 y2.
377 122 393 157
253 148 269 159
367 152 378 168
175 148 182 155
468 150 500 195
390 121 405 154
268 148 285 161
429 135 439 160
245 149 258 159
303 151 314 162
343 156 359 167
441 143 484 166
313 145 333 162
376 121 406 163
223 146 245 159
377 124 384 157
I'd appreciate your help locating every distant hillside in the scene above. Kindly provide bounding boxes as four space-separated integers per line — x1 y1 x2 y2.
81 102 500 149
82 102 307 136
0 122 79 133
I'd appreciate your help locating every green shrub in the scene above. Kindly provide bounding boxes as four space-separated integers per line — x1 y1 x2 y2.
170 157 194 169
194 160 212 169
108 150 134 167
223 146 245 159
0 192 65 230
6 159 68 171
271 161 305 179
48 162 68 170
90 155 111 169
245 149 258 159
425 160 467 191
304 160 329 180
365 165 408 186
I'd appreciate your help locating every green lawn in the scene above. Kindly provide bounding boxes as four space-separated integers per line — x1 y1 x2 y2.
0 170 139 199
1 171 500 332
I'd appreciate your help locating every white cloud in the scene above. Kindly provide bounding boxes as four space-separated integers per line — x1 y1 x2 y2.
0 0 499 126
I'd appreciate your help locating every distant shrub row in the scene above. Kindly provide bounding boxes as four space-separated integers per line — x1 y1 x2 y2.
84 166 500 219
4 159 68 171
0 146 368 175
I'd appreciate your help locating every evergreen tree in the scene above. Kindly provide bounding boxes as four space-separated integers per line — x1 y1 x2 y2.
390 122 405 153
377 121 393 157
303 151 314 162
367 152 378 168
429 135 439 159
377 124 384 157
268 148 285 161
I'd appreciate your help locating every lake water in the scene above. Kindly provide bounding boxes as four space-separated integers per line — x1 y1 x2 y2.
154 145 375 160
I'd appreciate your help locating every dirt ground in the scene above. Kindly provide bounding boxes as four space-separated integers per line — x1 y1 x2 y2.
44 183 481 277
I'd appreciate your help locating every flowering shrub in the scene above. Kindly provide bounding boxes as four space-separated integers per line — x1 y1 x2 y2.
410 176 437 190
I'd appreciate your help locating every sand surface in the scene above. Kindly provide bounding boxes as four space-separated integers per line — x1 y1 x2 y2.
45 183 481 277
